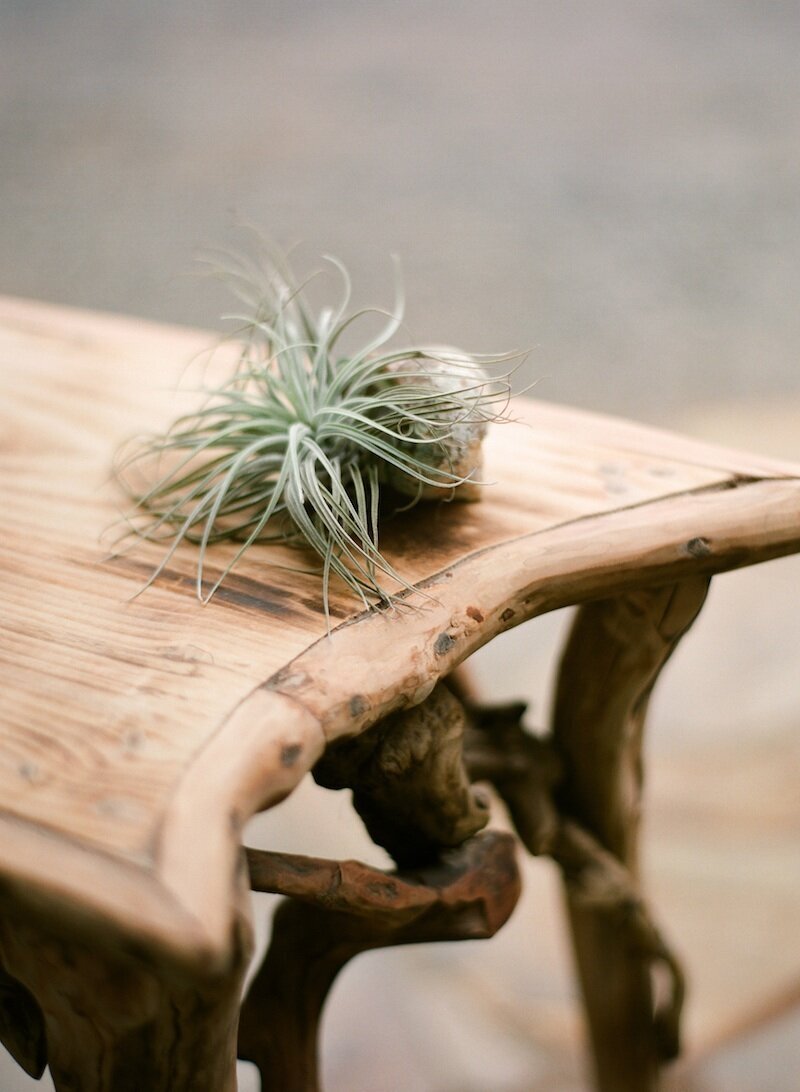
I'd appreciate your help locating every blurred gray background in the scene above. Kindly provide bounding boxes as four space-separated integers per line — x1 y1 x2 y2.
3 4 800 1091
3 0 800 421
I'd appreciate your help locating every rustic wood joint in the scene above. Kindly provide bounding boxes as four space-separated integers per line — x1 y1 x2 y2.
239 832 521 1091
313 681 490 866
461 687 686 1073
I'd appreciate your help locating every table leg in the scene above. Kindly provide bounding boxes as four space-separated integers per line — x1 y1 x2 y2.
551 577 710 1092
239 683 521 1091
0 961 46 1078
0 871 252 1092
239 833 521 1092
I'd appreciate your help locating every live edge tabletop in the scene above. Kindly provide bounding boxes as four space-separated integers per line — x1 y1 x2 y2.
2 296 800 1084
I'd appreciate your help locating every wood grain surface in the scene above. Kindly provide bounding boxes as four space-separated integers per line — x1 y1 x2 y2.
2 295 800 973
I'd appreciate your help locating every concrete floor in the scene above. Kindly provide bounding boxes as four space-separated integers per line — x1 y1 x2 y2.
2 2 799 1088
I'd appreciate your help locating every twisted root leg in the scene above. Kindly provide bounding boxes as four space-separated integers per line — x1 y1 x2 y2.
239 832 521 1092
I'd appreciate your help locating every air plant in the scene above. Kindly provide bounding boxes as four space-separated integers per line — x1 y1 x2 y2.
114 246 517 616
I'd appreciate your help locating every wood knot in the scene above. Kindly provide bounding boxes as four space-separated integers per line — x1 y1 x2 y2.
433 632 456 656
349 694 368 718
280 743 303 767
682 536 712 559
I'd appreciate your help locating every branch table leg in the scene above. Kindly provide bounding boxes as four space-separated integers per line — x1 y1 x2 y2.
239 832 521 1092
0 870 253 1092
551 577 710 1092
0 962 47 1079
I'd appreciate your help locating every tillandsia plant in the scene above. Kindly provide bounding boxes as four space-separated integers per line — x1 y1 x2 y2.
114 246 518 617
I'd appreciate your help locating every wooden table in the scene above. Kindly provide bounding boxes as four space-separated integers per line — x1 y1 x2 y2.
2 297 799 1091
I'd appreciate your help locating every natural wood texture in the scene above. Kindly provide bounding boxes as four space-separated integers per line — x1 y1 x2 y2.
314 682 489 866
2 296 800 967
239 832 521 1091
462 693 685 1085
0 963 46 1079
551 579 710 1091
0 864 252 1092
462 694 561 854
238 684 506 1092
2 297 800 1086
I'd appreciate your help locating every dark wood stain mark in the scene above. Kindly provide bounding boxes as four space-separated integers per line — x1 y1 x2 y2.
501 608 515 622
349 695 368 718
280 743 303 768
296 595 350 620
376 496 514 568
107 556 300 619
466 606 484 623
433 632 456 656
210 570 304 616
